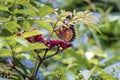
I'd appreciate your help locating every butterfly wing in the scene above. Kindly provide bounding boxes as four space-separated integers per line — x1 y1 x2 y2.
55 25 76 42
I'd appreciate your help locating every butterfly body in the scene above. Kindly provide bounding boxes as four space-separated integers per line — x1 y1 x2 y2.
55 25 76 42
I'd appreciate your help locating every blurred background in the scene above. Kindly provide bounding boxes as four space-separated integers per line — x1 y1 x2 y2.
0 0 120 80
35 0 120 79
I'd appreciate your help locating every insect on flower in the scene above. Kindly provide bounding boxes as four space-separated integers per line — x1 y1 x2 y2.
54 15 76 42
54 25 76 42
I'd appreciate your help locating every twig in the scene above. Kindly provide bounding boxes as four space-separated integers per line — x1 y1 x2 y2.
5 36 30 79
32 59 43 80
33 47 63 80
33 49 49 80
45 16 62 43
43 49 49 59
45 30 54 42
32 56 38 78
31 50 42 79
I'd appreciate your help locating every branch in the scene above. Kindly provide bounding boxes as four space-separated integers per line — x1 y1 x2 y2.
45 16 63 42
32 58 44 80
31 50 42 79
33 49 49 80
45 30 54 43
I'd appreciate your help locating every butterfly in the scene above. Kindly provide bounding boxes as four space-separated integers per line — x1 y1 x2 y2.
54 25 76 42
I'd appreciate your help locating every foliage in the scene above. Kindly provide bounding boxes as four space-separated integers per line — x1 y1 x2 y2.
0 0 120 80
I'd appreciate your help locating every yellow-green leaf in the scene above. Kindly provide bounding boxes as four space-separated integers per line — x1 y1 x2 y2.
90 67 115 80
4 21 21 34
0 49 12 56
14 43 47 53
91 26 103 35
36 20 53 32
21 31 41 38
14 9 37 16
39 6 54 18
0 5 10 12
16 0 35 10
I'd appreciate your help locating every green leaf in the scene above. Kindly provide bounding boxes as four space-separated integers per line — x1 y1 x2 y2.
39 6 54 18
0 5 10 12
90 67 116 80
16 0 35 10
4 21 21 34
91 26 103 35
36 20 53 32
0 17 8 21
0 49 12 56
23 21 31 30
6 0 36 10
15 37 28 46
105 6 113 14
0 16 11 23
20 30 41 38
14 9 37 16
14 43 47 53
5 36 17 47
0 38 4 48
27 43 47 50
1 28 13 36
5 0 14 3
89 29 102 48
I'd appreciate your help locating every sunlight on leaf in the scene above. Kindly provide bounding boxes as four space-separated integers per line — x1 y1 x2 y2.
21 31 41 38
14 9 37 16
14 43 47 53
0 5 10 12
39 6 54 18
0 49 12 56
36 20 53 32
91 26 103 35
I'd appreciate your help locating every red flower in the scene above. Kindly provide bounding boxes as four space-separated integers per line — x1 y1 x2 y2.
17 30 72 50
59 41 72 49
16 31 25 36
17 31 45 43
33 34 45 43
45 40 72 49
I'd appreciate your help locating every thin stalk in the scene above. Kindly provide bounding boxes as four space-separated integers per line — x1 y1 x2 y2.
33 49 48 80
45 16 63 42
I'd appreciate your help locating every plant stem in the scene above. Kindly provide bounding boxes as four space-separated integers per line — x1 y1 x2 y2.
32 56 38 78
5 37 30 79
33 49 48 80
45 16 62 43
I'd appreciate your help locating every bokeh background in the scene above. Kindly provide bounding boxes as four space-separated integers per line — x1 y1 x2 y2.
38 0 120 79
0 0 120 80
